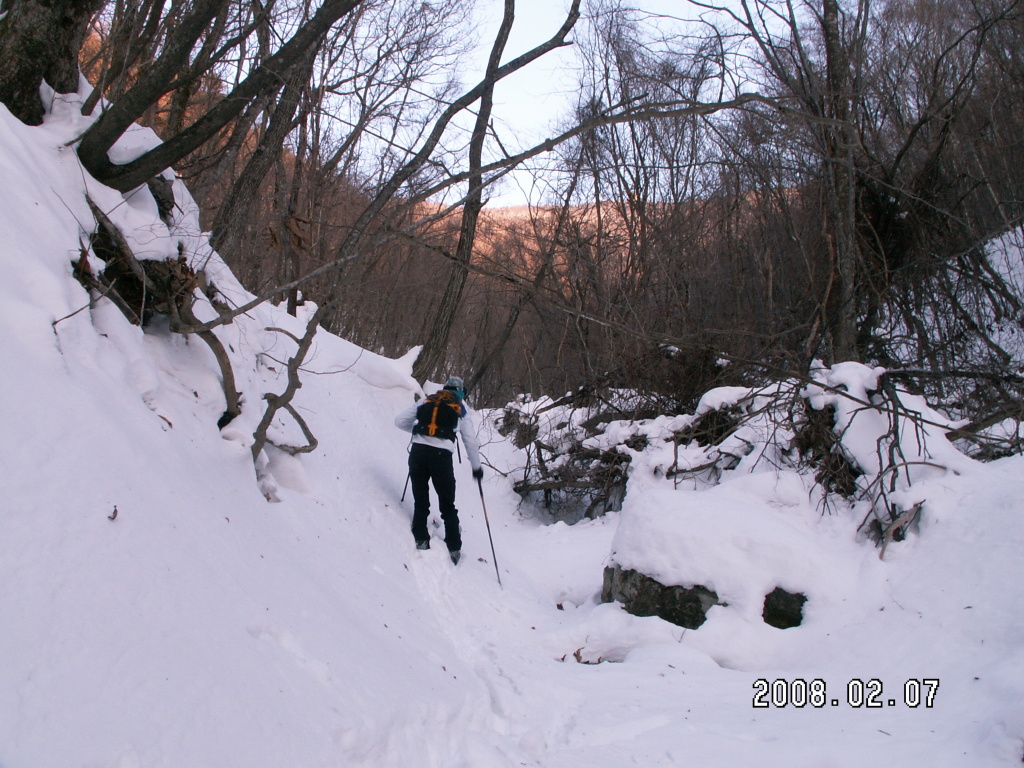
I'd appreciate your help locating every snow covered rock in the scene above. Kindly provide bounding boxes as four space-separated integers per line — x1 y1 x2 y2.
601 564 720 629
761 586 807 629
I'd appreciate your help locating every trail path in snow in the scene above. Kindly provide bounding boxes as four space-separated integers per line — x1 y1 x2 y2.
382 442 1024 768
395 468 724 766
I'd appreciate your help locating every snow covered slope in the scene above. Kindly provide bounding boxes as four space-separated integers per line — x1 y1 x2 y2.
1 91 1022 767
0 92 513 768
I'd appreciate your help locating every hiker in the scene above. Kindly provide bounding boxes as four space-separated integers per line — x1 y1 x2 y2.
394 376 483 564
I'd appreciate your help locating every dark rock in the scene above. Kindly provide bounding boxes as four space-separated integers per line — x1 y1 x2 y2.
762 586 807 629
602 565 720 629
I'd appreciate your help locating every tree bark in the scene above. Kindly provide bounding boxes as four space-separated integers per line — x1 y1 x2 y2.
821 0 860 362
0 0 105 124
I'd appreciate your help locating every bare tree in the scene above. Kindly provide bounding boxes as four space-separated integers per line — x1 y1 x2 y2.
73 0 366 192
410 0 517 382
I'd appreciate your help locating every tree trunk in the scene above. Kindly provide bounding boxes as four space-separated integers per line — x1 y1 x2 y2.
209 48 316 263
822 0 860 362
0 0 104 124
411 0 516 383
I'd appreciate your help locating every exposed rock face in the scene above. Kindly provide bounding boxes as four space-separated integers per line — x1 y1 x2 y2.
601 565 720 629
762 587 807 629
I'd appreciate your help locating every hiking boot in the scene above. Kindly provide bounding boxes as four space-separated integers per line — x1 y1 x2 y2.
415 539 430 550
449 550 461 565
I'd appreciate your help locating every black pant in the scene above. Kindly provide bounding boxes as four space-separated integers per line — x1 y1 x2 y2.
409 442 461 552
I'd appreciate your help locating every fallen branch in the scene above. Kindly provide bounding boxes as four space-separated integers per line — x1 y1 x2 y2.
251 310 322 463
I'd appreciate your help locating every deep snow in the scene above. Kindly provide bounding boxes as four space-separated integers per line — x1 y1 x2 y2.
1 88 1022 767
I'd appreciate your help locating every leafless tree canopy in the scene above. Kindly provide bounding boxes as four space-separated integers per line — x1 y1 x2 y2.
3 0 1023 455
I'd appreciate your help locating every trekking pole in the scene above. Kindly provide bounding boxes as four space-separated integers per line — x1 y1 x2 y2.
477 477 502 588
400 439 412 502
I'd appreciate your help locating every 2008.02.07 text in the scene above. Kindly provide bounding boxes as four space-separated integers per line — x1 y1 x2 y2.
752 678 939 708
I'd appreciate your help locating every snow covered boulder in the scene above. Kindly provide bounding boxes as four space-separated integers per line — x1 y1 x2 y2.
602 470 877 637
601 565 720 628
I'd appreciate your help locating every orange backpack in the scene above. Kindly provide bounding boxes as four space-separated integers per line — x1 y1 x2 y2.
412 390 463 441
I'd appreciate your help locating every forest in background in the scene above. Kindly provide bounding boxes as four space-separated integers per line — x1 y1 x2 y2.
2 0 1022 446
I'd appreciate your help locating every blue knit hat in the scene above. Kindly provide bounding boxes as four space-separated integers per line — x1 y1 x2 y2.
443 376 465 399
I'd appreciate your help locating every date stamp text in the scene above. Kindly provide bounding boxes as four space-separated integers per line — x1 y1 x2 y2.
752 678 939 709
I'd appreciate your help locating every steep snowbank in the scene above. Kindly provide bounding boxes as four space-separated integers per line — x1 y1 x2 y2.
0 94 512 767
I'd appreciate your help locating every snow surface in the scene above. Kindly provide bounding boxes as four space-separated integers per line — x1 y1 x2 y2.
1 89 1023 767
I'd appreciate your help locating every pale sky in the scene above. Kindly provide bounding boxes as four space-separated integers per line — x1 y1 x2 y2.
469 0 697 206
470 0 581 206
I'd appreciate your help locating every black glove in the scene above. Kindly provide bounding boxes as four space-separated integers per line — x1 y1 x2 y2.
472 467 484 481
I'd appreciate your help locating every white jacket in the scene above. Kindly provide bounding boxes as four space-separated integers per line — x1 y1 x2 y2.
394 398 482 471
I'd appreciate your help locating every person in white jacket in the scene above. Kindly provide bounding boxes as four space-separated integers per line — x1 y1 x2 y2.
394 377 482 564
